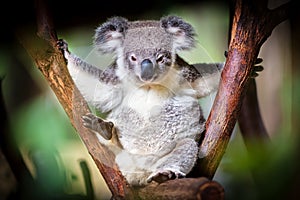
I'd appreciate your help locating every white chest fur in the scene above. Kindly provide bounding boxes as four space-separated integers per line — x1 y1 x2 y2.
122 85 172 119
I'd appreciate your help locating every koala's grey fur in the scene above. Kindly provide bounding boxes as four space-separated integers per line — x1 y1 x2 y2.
57 15 223 186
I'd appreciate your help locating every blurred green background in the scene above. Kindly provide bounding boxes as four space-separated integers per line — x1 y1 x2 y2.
1 0 299 199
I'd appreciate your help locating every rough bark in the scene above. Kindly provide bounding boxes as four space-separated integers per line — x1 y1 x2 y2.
227 0 269 145
135 177 224 200
197 0 290 179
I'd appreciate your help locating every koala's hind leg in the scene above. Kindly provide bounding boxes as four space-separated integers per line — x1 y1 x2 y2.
82 113 114 140
147 138 199 183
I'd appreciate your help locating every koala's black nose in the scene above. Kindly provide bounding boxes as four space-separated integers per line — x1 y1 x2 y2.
141 59 154 81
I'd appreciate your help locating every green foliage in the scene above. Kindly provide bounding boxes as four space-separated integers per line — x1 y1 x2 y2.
11 96 76 195
12 96 76 151
218 128 299 200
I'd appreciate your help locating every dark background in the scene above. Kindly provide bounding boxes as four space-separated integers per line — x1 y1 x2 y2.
1 0 227 45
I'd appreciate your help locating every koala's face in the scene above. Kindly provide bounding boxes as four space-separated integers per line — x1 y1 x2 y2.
125 48 172 83
122 24 174 83
94 16 196 85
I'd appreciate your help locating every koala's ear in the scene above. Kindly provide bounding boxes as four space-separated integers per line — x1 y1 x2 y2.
160 16 196 51
94 17 128 54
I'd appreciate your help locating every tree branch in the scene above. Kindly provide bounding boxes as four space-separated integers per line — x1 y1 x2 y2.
136 177 224 200
197 0 290 179
238 78 269 144
18 0 131 199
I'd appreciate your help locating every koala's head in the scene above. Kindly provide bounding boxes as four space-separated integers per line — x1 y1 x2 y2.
94 16 196 84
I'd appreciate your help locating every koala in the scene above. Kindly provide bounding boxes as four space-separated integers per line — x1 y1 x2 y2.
57 15 224 186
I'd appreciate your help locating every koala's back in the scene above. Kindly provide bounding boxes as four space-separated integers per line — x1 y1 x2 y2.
108 86 205 155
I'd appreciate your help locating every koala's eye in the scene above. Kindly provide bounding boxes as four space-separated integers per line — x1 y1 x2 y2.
130 55 137 62
156 55 164 63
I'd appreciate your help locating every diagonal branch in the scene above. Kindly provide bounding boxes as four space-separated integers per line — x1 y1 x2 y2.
18 0 131 199
197 0 290 179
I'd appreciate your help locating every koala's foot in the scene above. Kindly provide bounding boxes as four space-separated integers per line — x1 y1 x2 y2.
82 113 114 140
146 138 198 184
147 168 185 184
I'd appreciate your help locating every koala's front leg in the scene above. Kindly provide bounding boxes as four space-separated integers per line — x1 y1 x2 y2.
57 39 103 77
57 40 112 137
147 138 198 183
82 113 114 140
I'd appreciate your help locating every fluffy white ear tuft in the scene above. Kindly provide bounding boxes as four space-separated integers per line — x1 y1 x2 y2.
94 17 128 54
160 16 196 51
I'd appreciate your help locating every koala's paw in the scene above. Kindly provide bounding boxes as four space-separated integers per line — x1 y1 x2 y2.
251 58 264 78
82 113 114 140
56 39 69 52
224 50 264 78
147 168 185 184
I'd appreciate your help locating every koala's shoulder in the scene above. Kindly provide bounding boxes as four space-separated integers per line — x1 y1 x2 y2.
175 56 202 83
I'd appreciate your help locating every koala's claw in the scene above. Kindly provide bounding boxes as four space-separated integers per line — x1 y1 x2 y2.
147 169 185 184
224 50 228 58
56 39 70 64
224 50 263 78
56 39 69 52
251 65 264 78
255 57 263 65
82 113 113 140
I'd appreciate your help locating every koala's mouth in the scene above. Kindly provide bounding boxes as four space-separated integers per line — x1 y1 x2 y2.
139 73 159 83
